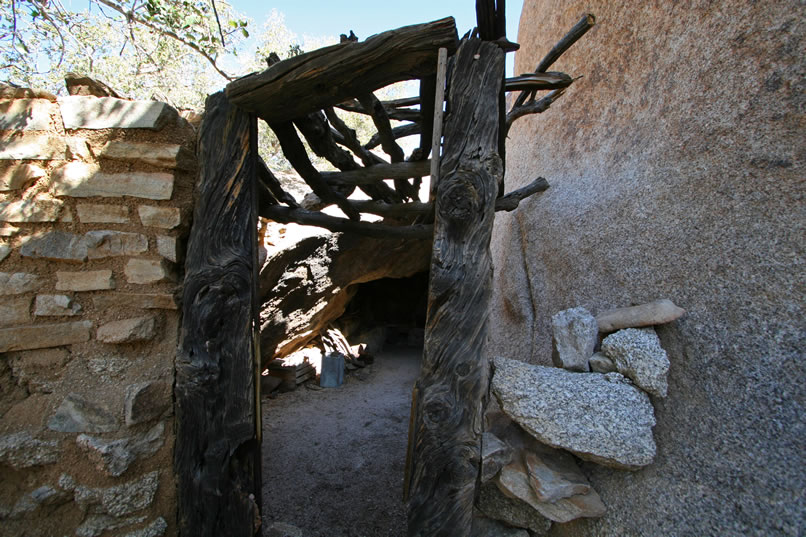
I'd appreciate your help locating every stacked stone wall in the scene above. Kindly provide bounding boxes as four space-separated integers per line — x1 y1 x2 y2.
0 89 196 537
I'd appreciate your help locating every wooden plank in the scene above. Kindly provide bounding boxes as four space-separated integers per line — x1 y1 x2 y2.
407 39 504 536
175 91 261 537
226 18 458 123
429 48 449 199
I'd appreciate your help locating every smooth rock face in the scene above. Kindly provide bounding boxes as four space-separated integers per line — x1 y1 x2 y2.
0 432 61 468
477 481 552 535
492 356 656 469
124 381 170 425
551 307 597 371
602 328 670 398
48 392 119 433
0 163 46 190
597 299 686 332
493 3 805 534
97 316 157 344
77 422 165 476
59 96 178 130
496 458 605 523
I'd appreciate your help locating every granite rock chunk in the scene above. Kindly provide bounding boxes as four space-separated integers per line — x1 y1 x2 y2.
602 327 670 398
125 381 171 425
492 356 656 469
0 432 61 468
97 315 157 344
77 422 165 476
48 392 119 433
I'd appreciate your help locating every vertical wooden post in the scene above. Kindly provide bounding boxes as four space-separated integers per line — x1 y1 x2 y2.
407 39 504 537
175 91 262 537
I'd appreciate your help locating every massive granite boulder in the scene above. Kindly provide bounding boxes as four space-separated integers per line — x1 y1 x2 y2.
491 1 805 535
258 223 430 364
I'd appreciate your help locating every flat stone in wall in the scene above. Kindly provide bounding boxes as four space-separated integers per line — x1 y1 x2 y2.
59 96 178 130
97 315 157 344
20 230 89 262
0 271 41 295
137 206 180 229
0 163 46 191
156 235 178 262
0 99 55 130
125 258 174 284
92 293 177 310
85 230 148 259
34 294 82 316
0 197 64 222
0 432 61 468
124 382 171 426
55 269 115 291
0 296 31 324
50 162 174 200
77 204 130 224
0 135 66 160
0 320 92 352
98 141 195 170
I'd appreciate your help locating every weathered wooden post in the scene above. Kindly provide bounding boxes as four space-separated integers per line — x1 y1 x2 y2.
407 37 505 536
175 91 262 536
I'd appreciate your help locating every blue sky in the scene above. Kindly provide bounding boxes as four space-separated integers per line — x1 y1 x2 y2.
233 0 524 75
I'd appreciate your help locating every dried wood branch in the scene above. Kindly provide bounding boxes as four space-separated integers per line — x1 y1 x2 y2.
322 160 431 186
513 13 595 108
268 120 360 220
335 100 422 122
494 176 549 210
366 123 421 150
260 205 433 240
257 156 299 208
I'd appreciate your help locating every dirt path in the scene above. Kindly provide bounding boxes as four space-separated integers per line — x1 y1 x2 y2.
261 346 421 537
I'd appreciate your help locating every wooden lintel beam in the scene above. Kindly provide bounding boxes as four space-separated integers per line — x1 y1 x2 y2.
260 205 433 240
226 18 458 123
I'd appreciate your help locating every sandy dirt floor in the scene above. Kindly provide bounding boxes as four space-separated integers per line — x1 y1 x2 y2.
261 346 421 537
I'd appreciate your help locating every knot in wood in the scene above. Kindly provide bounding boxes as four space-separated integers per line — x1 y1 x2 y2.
438 173 481 222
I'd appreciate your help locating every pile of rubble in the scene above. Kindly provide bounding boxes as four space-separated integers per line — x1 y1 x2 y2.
474 299 685 536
